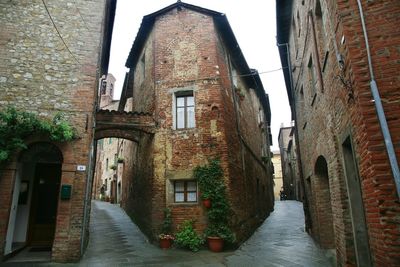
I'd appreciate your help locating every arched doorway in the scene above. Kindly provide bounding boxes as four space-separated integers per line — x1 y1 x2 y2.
314 155 335 248
5 142 63 254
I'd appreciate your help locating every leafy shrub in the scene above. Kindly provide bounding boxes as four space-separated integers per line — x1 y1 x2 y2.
175 220 204 252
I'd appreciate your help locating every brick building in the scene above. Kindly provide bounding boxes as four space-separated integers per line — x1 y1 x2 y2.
278 126 301 201
0 0 116 263
277 0 400 266
118 1 275 243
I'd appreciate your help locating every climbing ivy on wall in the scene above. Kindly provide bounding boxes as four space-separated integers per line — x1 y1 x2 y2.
194 158 235 243
0 106 77 163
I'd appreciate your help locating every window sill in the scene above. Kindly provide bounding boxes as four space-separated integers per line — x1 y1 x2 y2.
170 202 199 207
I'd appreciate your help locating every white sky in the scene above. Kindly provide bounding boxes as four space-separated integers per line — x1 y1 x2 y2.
108 0 291 151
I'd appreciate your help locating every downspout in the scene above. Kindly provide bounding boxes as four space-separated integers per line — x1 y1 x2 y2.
277 42 311 231
356 0 400 198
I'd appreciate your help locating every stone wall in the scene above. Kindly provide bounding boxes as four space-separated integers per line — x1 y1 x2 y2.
0 0 111 262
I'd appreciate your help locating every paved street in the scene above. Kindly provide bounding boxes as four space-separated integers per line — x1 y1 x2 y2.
4 200 334 267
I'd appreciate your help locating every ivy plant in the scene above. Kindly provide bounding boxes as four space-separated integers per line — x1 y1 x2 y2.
0 106 77 163
194 159 235 243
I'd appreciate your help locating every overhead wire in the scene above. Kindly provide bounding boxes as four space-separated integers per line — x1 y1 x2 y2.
41 0 80 64
155 67 287 84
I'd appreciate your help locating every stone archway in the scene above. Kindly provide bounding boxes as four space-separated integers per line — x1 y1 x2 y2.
314 155 335 249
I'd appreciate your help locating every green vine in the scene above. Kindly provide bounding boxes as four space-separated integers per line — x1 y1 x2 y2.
0 106 77 163
194 159 235 243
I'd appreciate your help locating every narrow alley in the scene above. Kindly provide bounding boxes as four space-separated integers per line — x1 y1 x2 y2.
5 200 334 267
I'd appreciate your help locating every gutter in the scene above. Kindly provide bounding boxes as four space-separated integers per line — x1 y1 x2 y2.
356 0 400 198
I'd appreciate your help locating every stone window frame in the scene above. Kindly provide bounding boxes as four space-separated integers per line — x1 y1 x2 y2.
173 180 198 203
166 170 198 206
170 86 197 130
166 179 199 206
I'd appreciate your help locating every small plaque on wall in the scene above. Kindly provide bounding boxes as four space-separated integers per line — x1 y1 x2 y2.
60 184 72 200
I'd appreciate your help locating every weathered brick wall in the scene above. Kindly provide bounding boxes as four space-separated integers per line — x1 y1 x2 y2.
0 0 108 262
336 1 400 266
152 8 223 237
286 0 400 266
125 5 274 243
214 28 274 242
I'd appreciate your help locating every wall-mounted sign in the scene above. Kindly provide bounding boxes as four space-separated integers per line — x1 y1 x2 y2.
76 165 86 171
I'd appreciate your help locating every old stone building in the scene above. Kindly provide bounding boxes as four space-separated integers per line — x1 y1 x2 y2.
118 1 275 243
278 126 301 201
0 0 116 263
92 73 126 204
271 151 283 200
277 0 400 266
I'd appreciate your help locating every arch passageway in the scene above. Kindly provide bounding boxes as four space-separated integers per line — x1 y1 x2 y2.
94 109 155 142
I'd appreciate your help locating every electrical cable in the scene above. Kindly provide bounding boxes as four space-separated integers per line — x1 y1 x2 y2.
41 0 80 64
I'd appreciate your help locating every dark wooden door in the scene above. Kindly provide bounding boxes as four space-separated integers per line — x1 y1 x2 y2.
28 163 61 247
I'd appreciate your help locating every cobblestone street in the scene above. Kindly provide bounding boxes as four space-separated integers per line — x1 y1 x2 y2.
5 200 334 267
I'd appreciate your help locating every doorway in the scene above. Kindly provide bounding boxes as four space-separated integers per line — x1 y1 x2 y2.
28 163 61 247
342 137 372 267
314 156 335 248
4 142 63 257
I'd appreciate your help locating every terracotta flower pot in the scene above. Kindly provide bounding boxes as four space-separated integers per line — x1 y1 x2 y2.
202 199 211 208
207 236 224 252
159 238 172 249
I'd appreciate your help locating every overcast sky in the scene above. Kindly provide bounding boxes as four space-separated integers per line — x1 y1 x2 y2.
108 0 291 151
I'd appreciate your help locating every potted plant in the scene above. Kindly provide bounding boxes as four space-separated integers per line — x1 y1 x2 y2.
110 164 117 171
201 191 212 208
158 208 174 249
175 220 204 252
117 157 124 163
194 159 235 252
159 233 174 249
204 223 234 252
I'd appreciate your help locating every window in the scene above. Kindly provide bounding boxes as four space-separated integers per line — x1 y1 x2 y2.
109 138 112 144
315 0 326 65
174 180 197 203
176 92 195 129
308 56 317 101
231 67 238 88
106 158 109 170
101 80 107 95
141 54 145 79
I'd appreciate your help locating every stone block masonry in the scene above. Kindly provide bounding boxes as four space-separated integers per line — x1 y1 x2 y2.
0 0 114 262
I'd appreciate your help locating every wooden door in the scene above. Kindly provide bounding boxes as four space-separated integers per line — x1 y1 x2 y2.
28 163 61 247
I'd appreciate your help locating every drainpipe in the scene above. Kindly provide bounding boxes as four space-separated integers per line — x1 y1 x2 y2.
356 0 400 198
277 42 311 231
